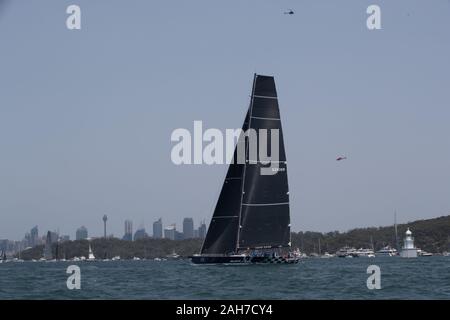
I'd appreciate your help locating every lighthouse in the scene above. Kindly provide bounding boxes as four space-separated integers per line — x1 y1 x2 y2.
400 228 418 258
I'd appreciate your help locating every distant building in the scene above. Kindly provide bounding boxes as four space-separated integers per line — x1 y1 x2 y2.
175 231 184 241
23 232 31 248
123 220 133 241
153 218 163 239
0 239 7 252
60 235 70 242
194 229 199 238
164 224 176 240
49 231 59 244
198 221 207 239
43 231 52 260
76 226 88 240
30 226 39 247
183 218 194 239
134 228 148 241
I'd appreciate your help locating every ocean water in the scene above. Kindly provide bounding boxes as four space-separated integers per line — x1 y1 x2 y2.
1 257 449 299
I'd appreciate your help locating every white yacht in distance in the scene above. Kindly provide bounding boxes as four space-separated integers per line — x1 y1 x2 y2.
417 249 433 257
166 251 180 259
321 252 335 258
336 246 357 258
376 246 398 257
87 244 96 261
355 248 375 257
400 228 418 258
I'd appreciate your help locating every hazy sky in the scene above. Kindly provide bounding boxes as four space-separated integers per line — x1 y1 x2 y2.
1 1 450 240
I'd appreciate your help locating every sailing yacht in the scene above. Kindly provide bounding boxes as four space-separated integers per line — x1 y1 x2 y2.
191 74 299 265
87 243 96 261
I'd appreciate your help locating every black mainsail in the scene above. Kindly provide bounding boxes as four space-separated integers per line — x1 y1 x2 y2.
238 75 290 250
199 74 291 258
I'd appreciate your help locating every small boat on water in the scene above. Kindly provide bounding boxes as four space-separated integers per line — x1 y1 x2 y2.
355 248 375 258
166 251 180 259
417 249 433 257
0 250 7 263
376 246 398 257
336 246 358 258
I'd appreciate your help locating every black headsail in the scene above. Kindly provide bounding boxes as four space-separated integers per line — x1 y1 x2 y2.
201 110 250 255
238 75 291 250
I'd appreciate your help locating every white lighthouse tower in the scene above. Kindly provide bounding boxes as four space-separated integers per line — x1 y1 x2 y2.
400 228 418 258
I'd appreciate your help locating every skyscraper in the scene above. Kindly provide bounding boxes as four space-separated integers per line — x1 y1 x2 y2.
198 221 207 239
30 226 39 247
76 226 88 240
49 231 59 243
183 218 194 239
153 218 163 239
24 232 31 248
123 220 133 241
43 231 52 260
164 224 176 240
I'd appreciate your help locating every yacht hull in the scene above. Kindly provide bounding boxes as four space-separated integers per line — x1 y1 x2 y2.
190 255 300 265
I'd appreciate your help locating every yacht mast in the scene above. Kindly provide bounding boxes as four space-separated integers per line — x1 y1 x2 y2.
235 73 257 253
394 211 399 251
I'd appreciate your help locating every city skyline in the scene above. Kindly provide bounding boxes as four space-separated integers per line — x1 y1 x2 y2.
4 216 208 243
